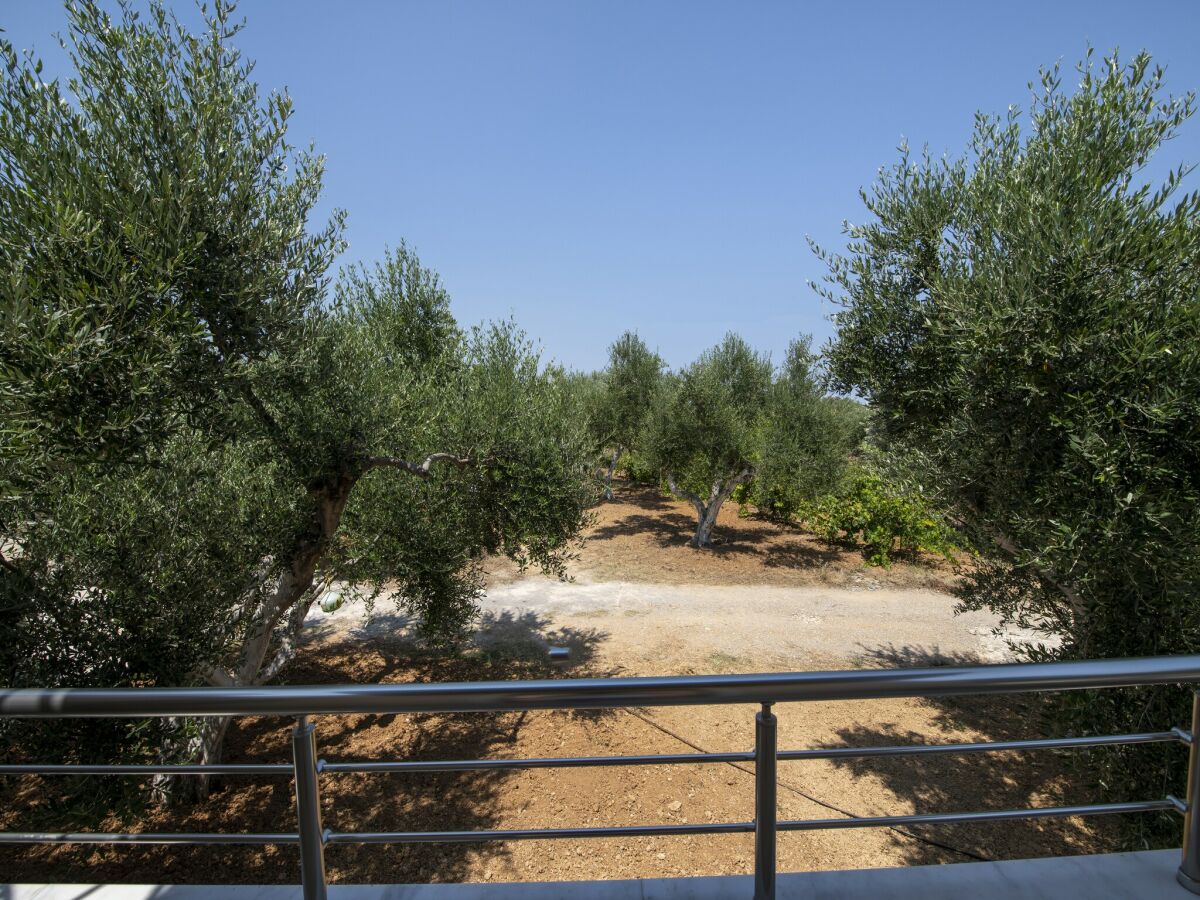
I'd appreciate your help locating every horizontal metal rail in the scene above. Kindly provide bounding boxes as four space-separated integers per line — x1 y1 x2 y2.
0 799 1177 848
0 763 291 776
0 832 298 845
2 730 1182 778
778 800 1179 831
778 730 1186 761
340 800 1176 844
3 655 1199 900
321 751 755 773
3 654 1199 718
329 821 756 844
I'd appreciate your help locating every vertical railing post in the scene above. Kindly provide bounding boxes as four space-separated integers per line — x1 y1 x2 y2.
754 702 778 900
1179 691 1200 894
292 715 328 900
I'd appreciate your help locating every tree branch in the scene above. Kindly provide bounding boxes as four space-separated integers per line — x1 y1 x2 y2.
957 503 1085 613
0 549 47 616
666 470 706 517
710 467 752 504
241 385 293 455
0 549 20 575
364 452 478 478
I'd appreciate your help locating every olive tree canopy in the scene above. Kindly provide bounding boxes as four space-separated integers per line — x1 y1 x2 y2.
818 51 1200 838
0 0 342 487
0 1 595 797
590 331 664 499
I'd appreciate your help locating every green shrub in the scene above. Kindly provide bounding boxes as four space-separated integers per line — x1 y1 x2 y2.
800 466 961 565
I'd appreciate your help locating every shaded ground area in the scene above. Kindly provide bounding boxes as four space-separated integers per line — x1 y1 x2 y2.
1 481 1157 885
486 483 959 592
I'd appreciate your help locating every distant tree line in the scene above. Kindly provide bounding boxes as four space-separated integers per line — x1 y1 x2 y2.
578 330 956 563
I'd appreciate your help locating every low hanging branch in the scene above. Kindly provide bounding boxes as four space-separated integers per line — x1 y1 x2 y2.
166 447 499 800
954 500 1089 619
666 468 752 511
363 452 478 478
229 451 484 692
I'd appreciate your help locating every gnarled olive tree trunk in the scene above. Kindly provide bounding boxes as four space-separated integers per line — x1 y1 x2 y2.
154 480 350 804
156 453 472 804
666 468 751 548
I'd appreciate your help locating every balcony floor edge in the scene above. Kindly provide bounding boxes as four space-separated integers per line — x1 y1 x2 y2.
4 849 1188 899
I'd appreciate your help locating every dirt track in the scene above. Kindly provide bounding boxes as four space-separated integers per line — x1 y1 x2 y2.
310 481 1035 674
312 576 1030 677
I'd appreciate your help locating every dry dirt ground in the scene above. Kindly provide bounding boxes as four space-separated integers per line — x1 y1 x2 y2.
2 482 1136 886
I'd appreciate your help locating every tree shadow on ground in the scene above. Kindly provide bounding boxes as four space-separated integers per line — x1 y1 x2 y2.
600 481 676 511
473 609 608 673
590 508 840 571
819 642 1133 865
0 617 614 885
588 511 696 544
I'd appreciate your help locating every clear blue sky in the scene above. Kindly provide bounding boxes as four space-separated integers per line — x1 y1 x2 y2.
6 1 1200 371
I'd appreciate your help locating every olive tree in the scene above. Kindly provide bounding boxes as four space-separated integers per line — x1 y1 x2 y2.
0 2 594 801
4 244 594 800
589 332 665 499
646 333 847 547
817 51 1200 836
646 335 770 547
747 339 864 522
0 0 342 490
3 0 344 780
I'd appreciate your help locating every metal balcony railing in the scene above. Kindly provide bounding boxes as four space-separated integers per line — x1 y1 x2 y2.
3 655 1200 899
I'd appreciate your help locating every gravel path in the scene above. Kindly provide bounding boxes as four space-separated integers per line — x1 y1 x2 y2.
306 574 1033 674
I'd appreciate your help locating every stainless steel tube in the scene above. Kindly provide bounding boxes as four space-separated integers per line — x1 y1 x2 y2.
3 655 1199 718
777 799 1176 831
754 702 777 900
0 731 1175 779
1179 691 1200 893
0 831 297 844
776 730 1184 761
325 821 755 843
321 750 755 773
292 716 328 900
2 798 1170 848
0 763 290 776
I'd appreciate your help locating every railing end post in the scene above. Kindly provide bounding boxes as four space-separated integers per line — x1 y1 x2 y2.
1178 691 1200 894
